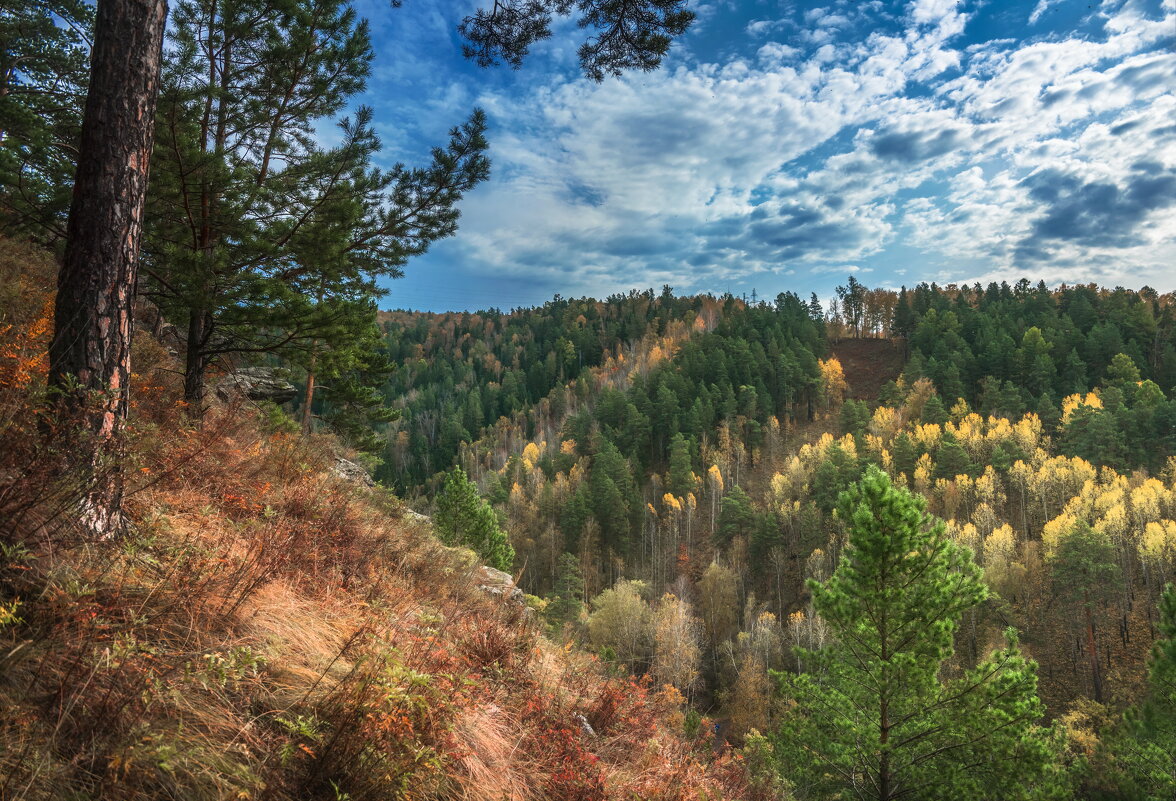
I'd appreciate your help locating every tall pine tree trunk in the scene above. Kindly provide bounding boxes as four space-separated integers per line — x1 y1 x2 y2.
48 0 168 534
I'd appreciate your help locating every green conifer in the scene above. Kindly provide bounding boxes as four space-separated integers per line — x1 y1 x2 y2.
434 467 514 572
771 467 1064 801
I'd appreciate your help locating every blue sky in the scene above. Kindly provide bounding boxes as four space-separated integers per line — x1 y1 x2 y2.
350 0 1176 312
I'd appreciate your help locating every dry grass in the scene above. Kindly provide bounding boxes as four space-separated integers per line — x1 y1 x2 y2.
0 237 756 801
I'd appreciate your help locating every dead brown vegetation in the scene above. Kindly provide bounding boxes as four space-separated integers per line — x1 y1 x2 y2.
0 238 755 801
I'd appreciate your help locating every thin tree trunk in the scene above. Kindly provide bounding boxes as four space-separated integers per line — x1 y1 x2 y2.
48 0 168 534
1085 594 1103 703
185 11 231 413
183 307 210 409
301 353 317 434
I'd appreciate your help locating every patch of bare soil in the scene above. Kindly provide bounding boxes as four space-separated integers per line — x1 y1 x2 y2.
831 338 907 401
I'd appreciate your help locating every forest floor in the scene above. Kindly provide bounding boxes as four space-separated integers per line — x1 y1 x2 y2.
830 337 906 400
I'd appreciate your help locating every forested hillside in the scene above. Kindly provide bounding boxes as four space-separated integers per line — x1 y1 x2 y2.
366 279 1176 796
0 241 755 801
4 0 1175 794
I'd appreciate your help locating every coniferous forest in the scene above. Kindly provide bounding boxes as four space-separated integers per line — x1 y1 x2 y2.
2 0 1176 799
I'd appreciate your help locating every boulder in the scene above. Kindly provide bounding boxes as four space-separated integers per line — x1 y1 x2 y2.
476 565 526 605
214 367 297 404
401 508 432 526
439 545 480 569
331 457 374 487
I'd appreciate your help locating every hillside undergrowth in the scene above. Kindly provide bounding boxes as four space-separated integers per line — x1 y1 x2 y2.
0 239 755 801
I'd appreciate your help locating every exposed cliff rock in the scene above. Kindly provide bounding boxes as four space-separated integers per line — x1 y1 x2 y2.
331 457 374 487
214 367 297 404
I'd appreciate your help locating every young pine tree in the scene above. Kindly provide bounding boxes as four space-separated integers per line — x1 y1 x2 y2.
434 467 514 572
1048 521 1123 704
544 552 586 633
771 466 1064 801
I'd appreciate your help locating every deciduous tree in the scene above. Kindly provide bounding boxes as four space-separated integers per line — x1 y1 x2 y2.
587 579 653 670
652 592 702 697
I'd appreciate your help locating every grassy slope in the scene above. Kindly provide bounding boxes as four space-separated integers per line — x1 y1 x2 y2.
0 239 756 801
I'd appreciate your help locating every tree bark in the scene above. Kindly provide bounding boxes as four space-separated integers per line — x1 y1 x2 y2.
48 0 169 530
1085 597 1103 703
184 306 210 409
301 355 317 435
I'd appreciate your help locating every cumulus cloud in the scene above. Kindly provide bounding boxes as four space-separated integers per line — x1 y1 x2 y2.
1019 163 1176 253
420 0 1176 298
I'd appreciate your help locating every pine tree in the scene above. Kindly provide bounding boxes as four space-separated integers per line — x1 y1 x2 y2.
933 432 975 480
460 0 694 82
545 552 585 632
1098 583 1176 800
809 292 824 321
589 440 637 552
294 296 399 450
46 0 168 534
143 0 491 409
716 485 755 546
771 466 1064 801
1048 522 1122 704
892 288 914 339
0 0 92 241
1119 583 1176 798
666 432 696 498
839 398 871 437
434 467 515 571
920 394 949 425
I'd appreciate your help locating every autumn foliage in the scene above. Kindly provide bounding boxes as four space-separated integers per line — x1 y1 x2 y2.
0 239 753 800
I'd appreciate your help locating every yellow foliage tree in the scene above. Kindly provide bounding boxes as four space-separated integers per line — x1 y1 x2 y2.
817 357 848 412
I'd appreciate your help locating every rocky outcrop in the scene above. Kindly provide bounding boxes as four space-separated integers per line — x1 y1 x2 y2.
401 509 432 526
331 457 374 487
214 367 297 404
430 533 527 611
476 565 526 605
134 300 183 354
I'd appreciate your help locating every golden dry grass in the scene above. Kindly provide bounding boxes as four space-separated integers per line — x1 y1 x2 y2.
0 237 756 801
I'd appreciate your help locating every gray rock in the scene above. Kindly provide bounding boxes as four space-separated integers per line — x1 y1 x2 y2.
331 457 374 487
476 565 526 605
575 713 596 738
133 301 183 353
214 367 297 404
156 323 183 354
401 509 432 526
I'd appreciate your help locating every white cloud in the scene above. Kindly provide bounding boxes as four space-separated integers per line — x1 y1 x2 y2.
1028 0 1058 25
430 0 1176 296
